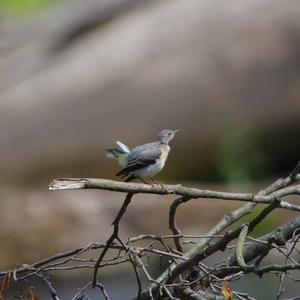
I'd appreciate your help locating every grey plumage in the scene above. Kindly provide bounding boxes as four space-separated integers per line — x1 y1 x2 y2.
106 129 179 182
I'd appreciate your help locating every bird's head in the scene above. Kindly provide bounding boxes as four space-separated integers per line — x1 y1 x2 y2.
157 129 179 144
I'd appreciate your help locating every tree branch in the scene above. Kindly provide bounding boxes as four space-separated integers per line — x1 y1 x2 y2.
169 196 191 252
49 178 300 211
209 215 300 282
4 160 300 300
92 193 134 287
236 224 250 271
18 160 291 300
176 287 227 300
137 161 300 299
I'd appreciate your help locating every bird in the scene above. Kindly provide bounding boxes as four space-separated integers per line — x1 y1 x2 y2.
105 129 179 183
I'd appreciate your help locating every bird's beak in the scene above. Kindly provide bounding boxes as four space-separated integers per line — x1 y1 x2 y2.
175 129 180 133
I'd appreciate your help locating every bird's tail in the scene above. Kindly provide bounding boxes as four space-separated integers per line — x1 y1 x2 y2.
105 141 130 167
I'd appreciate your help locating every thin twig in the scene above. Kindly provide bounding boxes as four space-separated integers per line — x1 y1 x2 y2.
169 196 191 252
95 282 110 300
36 273 60 300
236 224 250 271
92 193 134 287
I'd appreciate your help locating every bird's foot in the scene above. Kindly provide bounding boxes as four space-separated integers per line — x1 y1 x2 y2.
150 178 164 188
139 177 149 185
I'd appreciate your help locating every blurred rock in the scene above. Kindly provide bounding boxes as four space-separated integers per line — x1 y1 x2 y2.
0 0 300 184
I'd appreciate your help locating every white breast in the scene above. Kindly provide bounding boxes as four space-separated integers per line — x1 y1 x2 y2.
133 145 170 178
160 145 170 167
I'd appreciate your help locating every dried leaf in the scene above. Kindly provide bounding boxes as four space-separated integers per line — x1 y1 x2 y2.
133 246 142 254
1 272 11 292
222 282 233 300
30 292 39 300
26 288 39 300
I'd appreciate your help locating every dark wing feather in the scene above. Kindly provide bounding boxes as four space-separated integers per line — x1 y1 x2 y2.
116 158 156 176
124 174 138 182
116 147 161 177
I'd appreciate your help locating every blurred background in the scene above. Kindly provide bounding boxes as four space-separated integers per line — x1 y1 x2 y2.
0 0 300 298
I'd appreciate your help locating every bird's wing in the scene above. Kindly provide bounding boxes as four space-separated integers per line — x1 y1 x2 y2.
116 141 130 153
116 145 162 177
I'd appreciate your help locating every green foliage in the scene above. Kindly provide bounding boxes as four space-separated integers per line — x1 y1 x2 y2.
216 119 270 183
235 204 279 236
0 0 66 17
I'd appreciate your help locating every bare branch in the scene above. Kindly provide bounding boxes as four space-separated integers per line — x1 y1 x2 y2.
210 216 300 282
289 161 300 181
169 196 191 252
138 160 300 299
1 160 296 299
176 287 227 300
236 224 250 271
92 193 134 287
49 178 300 211
36 273 61 300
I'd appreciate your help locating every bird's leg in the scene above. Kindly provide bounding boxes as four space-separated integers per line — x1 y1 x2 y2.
150 177 158 184
150 177 164 187
147 177 156 187
138 177 149 184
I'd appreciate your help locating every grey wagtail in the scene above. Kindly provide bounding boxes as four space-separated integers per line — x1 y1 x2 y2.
106 129 179 183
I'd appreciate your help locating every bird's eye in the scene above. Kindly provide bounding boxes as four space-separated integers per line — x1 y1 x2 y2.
168 132 172 135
